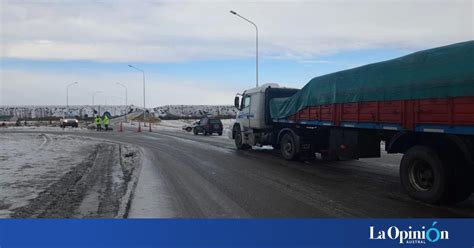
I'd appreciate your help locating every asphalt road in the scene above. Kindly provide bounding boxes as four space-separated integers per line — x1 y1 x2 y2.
4 125 474 218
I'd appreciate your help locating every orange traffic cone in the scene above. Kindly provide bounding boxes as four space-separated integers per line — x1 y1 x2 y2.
149 122 152 132
138 122 142 132
119 121 123 132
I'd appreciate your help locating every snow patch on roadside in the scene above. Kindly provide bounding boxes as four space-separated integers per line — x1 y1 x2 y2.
3 126 89 132
147 119 235 139
0 133 101 217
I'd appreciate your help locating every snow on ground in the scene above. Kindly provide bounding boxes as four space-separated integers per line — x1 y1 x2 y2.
156 119 234 130
155 119 234 137
120 118 235 138
2 126 90 132
0 132 142 218
0 133 101 217
120 119 189 132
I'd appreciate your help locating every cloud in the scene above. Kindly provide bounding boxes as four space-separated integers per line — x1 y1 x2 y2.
298 60 334 64
1 0 472 62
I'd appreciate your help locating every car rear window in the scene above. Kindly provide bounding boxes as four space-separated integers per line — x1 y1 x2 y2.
209 119 222 124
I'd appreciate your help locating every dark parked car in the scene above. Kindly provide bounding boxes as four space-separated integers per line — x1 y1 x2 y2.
193 117 223 136
59 117 79 128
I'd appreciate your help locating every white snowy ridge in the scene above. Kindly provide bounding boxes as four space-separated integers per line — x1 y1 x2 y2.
0 105 237 119
152 105 237 118
0 105 132 119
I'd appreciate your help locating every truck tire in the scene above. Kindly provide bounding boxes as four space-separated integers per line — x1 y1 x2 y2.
400 146 446 203
280 133 299 161
234 128 250 150
448 163 473 203
400 145 471 204
193 128 198 135
438 145 472 203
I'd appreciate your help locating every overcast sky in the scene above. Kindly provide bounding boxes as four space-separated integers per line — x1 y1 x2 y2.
1 0 473 106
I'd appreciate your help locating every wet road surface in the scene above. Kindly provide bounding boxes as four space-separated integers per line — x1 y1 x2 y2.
3 127 474 218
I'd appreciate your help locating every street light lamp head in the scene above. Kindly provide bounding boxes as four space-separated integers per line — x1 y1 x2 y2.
230 10 237 15
128 65 133 67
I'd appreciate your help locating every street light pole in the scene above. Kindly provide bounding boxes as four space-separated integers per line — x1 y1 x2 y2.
92 91 102 105
92 91 103 116
116 82 128 122
230 10 259 87
66 82 78 117
128 65 146 124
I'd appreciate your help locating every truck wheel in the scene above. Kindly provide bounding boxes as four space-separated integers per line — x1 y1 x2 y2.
280 133 299 161
400 146 447 203
401 145 472 204
218 132 223 136
193 128 198 135
400 146 450 203
439 147 472 203
447 162 473 203
234 128 250 150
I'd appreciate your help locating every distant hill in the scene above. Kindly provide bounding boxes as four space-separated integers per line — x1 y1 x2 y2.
0 105 237 119
152 105 237 119
0 105 131 119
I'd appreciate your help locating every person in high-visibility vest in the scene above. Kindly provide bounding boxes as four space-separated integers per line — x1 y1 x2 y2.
103 115 109 131
95 115 101 131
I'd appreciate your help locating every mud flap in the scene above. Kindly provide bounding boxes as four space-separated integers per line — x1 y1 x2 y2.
329 129 380 159
298 135 316 160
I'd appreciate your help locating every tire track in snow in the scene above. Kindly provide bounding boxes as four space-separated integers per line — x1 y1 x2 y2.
37 133 51 151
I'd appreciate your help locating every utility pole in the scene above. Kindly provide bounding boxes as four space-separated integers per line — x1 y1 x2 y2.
116 82 128 122
128 65 147 125
66 82 78 117
92 91 103 116
230 10 259 87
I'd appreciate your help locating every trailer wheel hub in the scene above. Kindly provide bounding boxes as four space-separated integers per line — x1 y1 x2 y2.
283 140 293 154
409 159 434 192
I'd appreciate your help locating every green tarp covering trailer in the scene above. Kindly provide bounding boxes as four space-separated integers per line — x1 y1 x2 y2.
270 40 474 119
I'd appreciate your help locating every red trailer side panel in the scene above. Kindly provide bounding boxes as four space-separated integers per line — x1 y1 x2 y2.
290 96 474 131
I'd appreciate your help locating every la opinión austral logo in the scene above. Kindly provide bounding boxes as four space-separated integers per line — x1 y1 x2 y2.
369 221 449 244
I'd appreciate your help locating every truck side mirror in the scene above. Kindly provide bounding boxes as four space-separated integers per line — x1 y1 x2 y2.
234 96 240 109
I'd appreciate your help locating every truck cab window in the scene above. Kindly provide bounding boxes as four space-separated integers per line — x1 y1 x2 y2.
242 96 251 109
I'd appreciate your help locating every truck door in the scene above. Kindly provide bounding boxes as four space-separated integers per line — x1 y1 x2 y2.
240 94 252 130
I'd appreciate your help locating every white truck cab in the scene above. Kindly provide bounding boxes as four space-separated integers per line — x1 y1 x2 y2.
231 83 298 149
235 83 278 130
